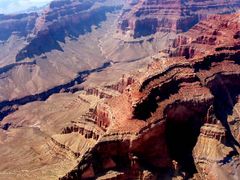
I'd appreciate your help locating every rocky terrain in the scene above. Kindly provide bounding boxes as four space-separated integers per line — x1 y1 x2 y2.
119 0 240 38
0 92 104 179
0 72 139 179
1 0 240 116
0 0 170 119
0 1 240 180
0 0 125 103
60 13 240 179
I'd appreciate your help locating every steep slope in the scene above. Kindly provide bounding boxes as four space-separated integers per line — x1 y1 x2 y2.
0 2 240 180
1 0 240 120
0 76 134 179
0 92 105 179
0 0 168 123
61 13 240 180
0 13 38 66
0 0 124 102
16 0 122 61
0 13 37 42
119 0 240 38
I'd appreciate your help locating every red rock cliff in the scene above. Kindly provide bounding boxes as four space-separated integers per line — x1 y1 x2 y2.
61 13 240 180
119 0 240 38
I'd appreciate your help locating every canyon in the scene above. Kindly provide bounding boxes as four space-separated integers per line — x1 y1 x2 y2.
0 0 125 102
59 13 240 179
0 0 240 180
119 0 240 37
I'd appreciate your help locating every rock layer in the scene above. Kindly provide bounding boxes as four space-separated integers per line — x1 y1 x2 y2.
0 0 127 104
0 0 122 61
0 13 38 41
61 13 240 179
16 0 121 61
119 0 240 38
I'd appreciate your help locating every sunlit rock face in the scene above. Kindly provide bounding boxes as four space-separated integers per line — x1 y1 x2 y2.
0 1 240 180
118 0 240 38
61 13 240 180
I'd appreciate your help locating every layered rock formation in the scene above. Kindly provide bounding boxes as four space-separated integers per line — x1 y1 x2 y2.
119 0 240 38
16 0 122 61
0 0 122 61
2 0 240 118
0 0 124 103
1 1 240 180
0 13 37 42
193 106 235 179
61 13 240 179
0 73 135 179
0 92 107 179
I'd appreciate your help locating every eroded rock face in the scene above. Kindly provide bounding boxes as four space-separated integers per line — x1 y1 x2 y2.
118 0 240 38
0 0 123 62
16 0 122 61
0 92 106 179
61 14 240 179
193 106 236 179
0 13 38 41
0 0 125 104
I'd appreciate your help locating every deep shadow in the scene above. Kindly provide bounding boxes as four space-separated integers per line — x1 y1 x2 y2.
134 80 180 120
134 18 158 38
208 74 240 148
134 76 198 120
164 103 209 178
177 14 199 33
193 51 240 72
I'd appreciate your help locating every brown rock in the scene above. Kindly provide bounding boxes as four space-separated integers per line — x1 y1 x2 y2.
118 0 240 38
61 13 240 180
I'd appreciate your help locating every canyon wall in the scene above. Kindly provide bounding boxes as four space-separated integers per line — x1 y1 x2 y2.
119 0 240 38
0 0 124 103
0 13 38 41
16 0 122 61
62 13 240 179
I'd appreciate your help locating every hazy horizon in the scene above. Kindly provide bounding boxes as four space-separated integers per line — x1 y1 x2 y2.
0 0 52 14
